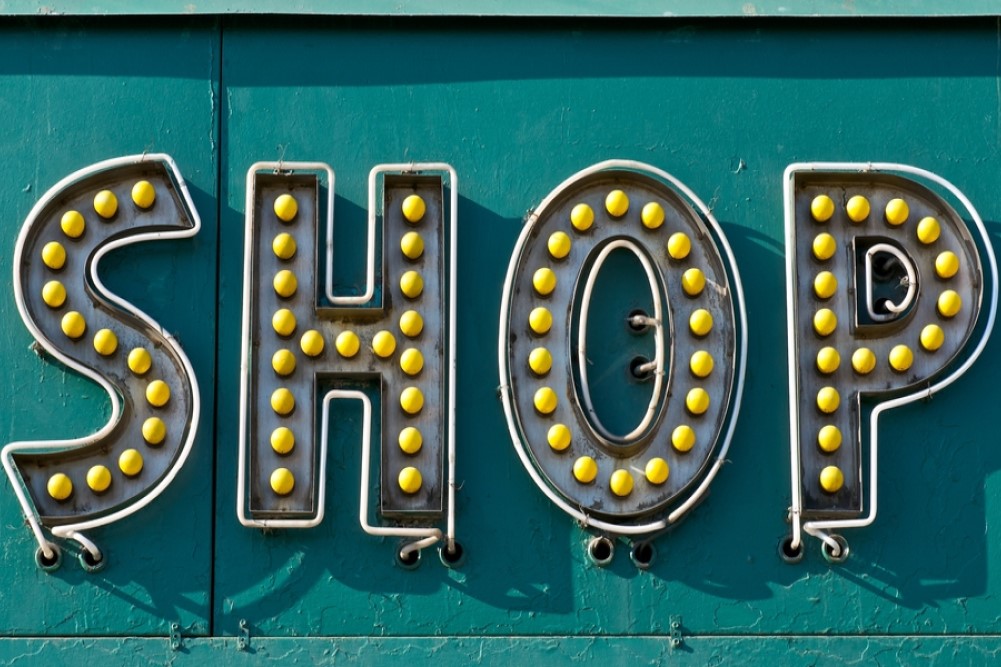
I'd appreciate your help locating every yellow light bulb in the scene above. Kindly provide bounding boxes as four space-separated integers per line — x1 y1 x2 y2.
690 350 714 378
142 417 166 445
819 465 844 493
605 189 629 217
400 387 424 415
94 190 118 219
816 386 840 414
335 330 360 358
852 347 876 375
272 348 296 376
572 456 598 484
273 270 298 298
547 424 571 452
814 271 838 299
41 280 66 308
398 427 423 455
41 241 66 270
548 231 572 259
93 328 118 356
128 347 152 375
270 467 295 495
300 329 325 357
272 232 297 260
609 469 634 497
61 311 86 339
533 268 557 296
916 216 940 244
533 387 558 415
528 347 553 376
812 233 837 261
86 465 112 493
273 194 298 222
816 346 840 374
681 268 706 297
271 427 295 455
570 203 594 231
272 308 297 337
146 380 171 408
400 348 424 376
672 425 696 452
811 195 835 222
686 388 710 415
888 344 914 372
641 202 665 229
846 195 870 223
667 232 691 260
400 270 424 299
61 210 86 238
399 310 424 338
645 458 669 485
813 308 837 337
689 309 713 337
529 307 553 335
884 198 909 226
817 425 842 453
937 290 962 318
131 180 156 209
935 251 960 279
372 330 397 358
47 472 73 500
119 449 144 477
398 466 423 494
920 324 945 352
270 387 295 415
400 231 425 260
401 195 426 223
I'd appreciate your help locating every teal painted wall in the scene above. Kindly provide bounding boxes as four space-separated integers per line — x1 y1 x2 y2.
2 14 1001 662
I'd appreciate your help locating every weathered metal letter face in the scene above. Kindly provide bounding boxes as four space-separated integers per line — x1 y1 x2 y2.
238 161 458 561
2 155 201 569
784 163 997 561
499 160 746 541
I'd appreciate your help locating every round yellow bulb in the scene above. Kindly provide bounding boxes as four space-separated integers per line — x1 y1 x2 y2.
667 232 691 260
852 347 876 375
548 231 572 259
812 233 837 261
400 231 424 260
142 417 166 446
885 198 909 226
529 307 553 335
270 468 295 495
41 280 66 308
572 456 598 484
94 190 118 219
41 241 66 270
398 427 423 455
400 348 424 376
271 427 295 455
86 465 111 493
571 203 595 231
605 189 629 217
690 350 714 378
399 310 424 338
646 458 670 485
372 330 397 358
534 387 558 415
889 344 914 372
272 232 297 260
672 425 696 452
811 195 835 222
813 308 837 337
47 472 73 500
401 195 426 223
686 388 710 415
920 324 945 352
61 210 86 239
400 270 424 299
609 469 634 497
528 347 553 376
93 329 118 356
935 251 960 279
61 311 86 339
816 386 840 414
846 195 870 223
398 466 423 494
131 180 156 209
814 271 838 299
533 268 557 296
119 449 144 477
816 346 840 374
300 329 325 357
271 388 295 415
916 216 940 244
938 290 962 318
273 194 298 222
400 386 424 415
641 202 665 229
689 309 713 337
819 465 844 493
818 425 842 453
547 423 571 452
272 308 297 337
272 348 296 376
681 268 706 297
335 330 360 358
128 348 152 375
273 270 298 298
146 380 171 407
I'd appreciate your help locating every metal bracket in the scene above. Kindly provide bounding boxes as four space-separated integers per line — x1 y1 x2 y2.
237 619 250 651
169 622 182 651
669 615 683 649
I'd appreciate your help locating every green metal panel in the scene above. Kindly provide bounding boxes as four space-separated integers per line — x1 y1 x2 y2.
3 11 1001 663
0 19 219 635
